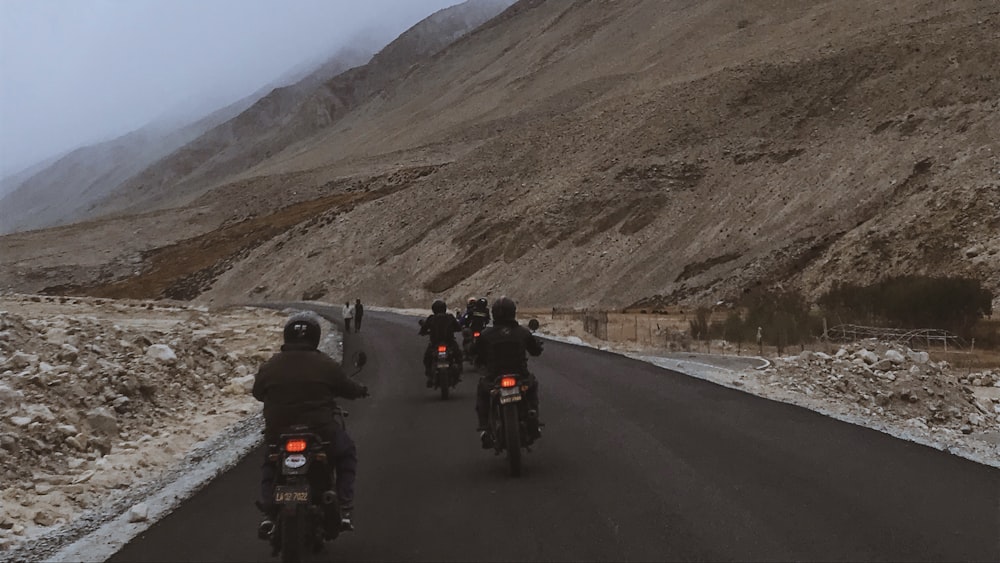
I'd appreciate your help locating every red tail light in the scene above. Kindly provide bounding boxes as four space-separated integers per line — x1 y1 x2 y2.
437 345 447 353
500 376 517 388
473 332 480 338
284 438 307 453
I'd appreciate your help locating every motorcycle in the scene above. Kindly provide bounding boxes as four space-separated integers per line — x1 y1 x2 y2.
484 319 542 477
431 342 462 400
461 327 483 364
264 353 367 562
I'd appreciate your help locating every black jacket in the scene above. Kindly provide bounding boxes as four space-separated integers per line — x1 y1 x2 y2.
253 345 366 439
419 312 461 344
474 319 543 379
467 306 491 332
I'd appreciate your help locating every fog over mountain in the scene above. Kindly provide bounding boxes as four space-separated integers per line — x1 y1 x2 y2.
0 0 473 182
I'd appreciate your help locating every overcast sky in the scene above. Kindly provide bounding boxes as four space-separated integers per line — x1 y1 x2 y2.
0 0 463 178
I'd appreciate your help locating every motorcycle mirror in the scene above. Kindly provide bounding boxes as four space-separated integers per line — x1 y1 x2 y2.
527 319 540 332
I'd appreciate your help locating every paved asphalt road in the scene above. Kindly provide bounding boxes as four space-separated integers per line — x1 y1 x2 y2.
109 308 999 562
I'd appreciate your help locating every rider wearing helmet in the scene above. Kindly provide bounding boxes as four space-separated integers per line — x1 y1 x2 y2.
468 297 491 332
419 299 463 386
253 311 369 536
473 296 543 447
460 298 477 327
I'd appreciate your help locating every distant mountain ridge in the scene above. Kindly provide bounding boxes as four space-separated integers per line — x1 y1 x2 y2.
0 46 372 235
0 86 266 234
84 0 517 218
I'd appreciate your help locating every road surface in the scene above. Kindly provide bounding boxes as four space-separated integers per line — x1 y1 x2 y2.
109 309 1000 562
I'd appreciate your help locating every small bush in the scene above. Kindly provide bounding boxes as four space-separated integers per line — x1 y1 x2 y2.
818 275 993 339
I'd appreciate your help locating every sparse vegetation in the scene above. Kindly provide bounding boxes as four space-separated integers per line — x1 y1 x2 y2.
710 289 820 354
818 275 994 341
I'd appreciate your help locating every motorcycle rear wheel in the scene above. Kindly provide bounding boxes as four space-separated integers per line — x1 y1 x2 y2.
280 506 306 563
503 403 522 477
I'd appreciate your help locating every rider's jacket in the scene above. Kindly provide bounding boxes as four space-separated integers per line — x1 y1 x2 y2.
473 319 542 379
467 306 491 332
420 312 462 344
253 344 366 440
460 306 475 327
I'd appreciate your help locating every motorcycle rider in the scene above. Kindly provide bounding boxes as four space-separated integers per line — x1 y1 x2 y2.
461 297 491 360
473 296 543 448
253 311 369 537
419 299 463 386
460 298 477 327
468 297 491 332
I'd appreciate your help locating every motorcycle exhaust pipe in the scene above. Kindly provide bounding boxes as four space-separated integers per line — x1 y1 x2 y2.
322 490 338 505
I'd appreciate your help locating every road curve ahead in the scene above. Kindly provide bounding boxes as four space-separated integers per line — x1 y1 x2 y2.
110 309 999 562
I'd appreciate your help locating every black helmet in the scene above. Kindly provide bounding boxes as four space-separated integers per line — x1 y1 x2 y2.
283 312 322 349
476 297 488 309
492 296 516 322
432 299 447 314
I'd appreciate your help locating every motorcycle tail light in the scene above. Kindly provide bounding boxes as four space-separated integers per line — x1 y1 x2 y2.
284 438 307 453
500 376 517 388
437 345 447 353
473 332 480 338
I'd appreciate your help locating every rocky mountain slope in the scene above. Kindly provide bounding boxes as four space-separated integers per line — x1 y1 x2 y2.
0 100 252 235
82 0 516 218
0 0 997 318
0 48 373 236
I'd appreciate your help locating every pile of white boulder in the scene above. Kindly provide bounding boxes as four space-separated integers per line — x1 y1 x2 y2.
0 294 288 553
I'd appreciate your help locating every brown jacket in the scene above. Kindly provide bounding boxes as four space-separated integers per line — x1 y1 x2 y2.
252 346 366 438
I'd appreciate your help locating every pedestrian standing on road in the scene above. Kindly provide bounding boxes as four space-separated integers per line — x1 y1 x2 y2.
343 301 354 333
354 299 364 332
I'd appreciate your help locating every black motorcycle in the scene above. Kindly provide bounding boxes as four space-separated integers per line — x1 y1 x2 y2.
484 318 542 477
485 373 538 477
264 353 367 562
266 424 339 561
461 327 483 364
431 342 462 400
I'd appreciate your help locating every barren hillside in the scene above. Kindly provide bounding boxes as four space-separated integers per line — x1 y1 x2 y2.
0 0 997 317
82 0 516 218
0 95 260 235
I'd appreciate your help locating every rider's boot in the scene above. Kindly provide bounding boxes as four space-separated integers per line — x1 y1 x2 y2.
339 504 355 532
479 429 494 449
477 411 492 448
526 409 542 440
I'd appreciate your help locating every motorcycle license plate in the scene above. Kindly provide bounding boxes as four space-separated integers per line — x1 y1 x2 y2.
274 485 310 504
499 387 521 404
436 362 450 369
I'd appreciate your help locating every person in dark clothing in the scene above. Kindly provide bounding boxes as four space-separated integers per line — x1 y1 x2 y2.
467 297 491 332
419 299 463 386
253 311 369 537
473 296 543 448
459 298 476 327
353 299 364 332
